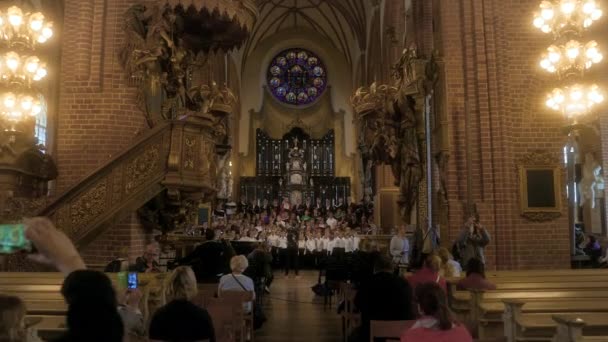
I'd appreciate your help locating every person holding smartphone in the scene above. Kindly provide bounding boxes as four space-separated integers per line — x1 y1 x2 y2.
457 213 491 269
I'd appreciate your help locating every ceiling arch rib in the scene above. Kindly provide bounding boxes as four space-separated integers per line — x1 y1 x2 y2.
243 0 370 71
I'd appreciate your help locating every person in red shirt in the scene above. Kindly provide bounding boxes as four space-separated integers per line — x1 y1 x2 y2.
406 254 447 293
456 258 496 291
401 282 473 342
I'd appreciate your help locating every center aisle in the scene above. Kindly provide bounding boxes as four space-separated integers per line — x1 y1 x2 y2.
255 270 342 342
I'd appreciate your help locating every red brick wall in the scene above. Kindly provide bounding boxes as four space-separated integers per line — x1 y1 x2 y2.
80 213 153 266
436 0 571 269
55 0 150 262
56 0 148 193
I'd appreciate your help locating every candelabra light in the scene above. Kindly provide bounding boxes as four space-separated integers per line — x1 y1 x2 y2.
0 5 53 128
533 0 604 121
533 0 603 35
546 84 605 120
539 40 603 75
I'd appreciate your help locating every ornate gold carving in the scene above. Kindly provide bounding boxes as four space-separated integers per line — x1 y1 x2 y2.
518 150 562 222
521 211 562 222
183 136 196 170
353 47 436 223
518 150 560 166
70 181 107 234
0 197 48 222
126 145 161 194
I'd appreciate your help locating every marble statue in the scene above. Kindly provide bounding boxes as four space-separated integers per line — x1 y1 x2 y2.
579 153 603 209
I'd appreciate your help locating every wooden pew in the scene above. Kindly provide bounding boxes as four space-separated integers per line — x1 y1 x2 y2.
369 320 415 342
552 315 608 342
502 301 608 342
25 315 66 340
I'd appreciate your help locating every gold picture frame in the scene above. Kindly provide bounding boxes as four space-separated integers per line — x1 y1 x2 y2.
518 151 562 222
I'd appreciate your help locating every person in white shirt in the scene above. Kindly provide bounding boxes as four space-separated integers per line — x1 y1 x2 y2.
344 232 355 254
305 232 316 268
297 231 306 264
390 226 410 266
277 231 288 274
326 232 337 256
267 230 279 268
352 231 361 251
326 212 338 230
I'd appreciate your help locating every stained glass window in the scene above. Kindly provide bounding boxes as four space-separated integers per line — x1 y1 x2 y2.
267 48 327 106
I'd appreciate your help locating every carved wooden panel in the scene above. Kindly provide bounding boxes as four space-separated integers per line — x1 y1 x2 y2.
40 123 172 245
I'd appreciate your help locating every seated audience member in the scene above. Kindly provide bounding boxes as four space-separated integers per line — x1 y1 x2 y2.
131 243 161 273
117 288 145 337
456 258 496 291
177 229 229 283
0 295 43 342
584 235 602 263
407 254 447 293
352 254 414 342
25 217 123 342
437 247 461 278
60 270 125 342
150 266 216 342
401 282 472 342
219 255 256 313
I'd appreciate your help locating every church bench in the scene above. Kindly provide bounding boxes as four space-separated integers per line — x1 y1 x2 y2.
486 270 608 277
481 300 608 341
501 301 608 342
369 320 415 342
552 315 608 342
23 300 67 315
25 315 66 340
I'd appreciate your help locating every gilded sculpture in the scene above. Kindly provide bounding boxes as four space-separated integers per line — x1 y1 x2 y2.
352 47 436 222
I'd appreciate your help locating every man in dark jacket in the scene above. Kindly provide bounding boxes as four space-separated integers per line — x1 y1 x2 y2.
176 229 229 283
352 254 414 342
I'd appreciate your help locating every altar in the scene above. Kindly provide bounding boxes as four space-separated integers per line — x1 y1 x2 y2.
240 127 350 206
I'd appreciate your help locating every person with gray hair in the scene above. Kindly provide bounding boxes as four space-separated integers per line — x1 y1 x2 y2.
218 255 256 313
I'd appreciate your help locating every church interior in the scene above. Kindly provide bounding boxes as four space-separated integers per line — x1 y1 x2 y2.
1 0 608 341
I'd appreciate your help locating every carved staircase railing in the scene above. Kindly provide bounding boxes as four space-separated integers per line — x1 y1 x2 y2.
37 117 218 247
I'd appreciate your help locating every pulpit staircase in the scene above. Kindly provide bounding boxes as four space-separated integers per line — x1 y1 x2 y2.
36 118 218 247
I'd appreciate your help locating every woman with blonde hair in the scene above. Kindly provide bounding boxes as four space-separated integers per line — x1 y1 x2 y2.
437 247 462 278
406 254 448 293
149 266 216 342
218 255 256 313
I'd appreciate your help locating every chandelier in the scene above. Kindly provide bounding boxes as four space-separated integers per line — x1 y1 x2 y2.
533 0 603 35
533 0 604 122
539 40 603 75
546 84 604 120
0 5 53 127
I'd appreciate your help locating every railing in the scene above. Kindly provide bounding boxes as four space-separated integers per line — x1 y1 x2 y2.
37 116 219 247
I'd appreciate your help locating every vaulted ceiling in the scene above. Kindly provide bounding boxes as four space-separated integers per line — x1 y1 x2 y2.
242 0 376 69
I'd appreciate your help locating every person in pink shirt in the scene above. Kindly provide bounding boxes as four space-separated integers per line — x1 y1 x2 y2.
406 254 447 293
456 258 496 291
401 282 473 342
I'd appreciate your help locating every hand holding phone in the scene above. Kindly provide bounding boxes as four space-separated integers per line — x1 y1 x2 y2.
127 272 138 289
0 224 32 254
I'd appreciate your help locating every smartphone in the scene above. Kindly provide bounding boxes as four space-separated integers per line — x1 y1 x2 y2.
0 224 32 254
127 272 138 289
